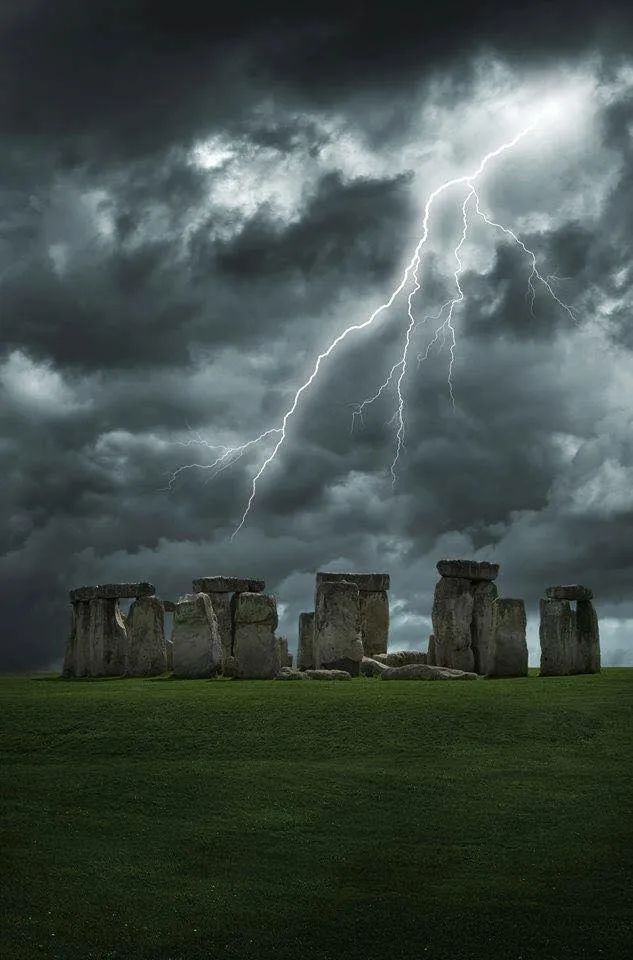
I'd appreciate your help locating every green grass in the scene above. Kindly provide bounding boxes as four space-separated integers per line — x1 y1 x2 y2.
1 671 632 960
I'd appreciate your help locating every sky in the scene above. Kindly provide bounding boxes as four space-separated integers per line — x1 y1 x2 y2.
2 0 633 671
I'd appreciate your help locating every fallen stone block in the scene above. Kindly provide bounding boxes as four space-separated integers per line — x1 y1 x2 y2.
172 593 223 678
380 663 480 680
275 667 308 680
126 595 167 676
192 576 265 594
436 560 499 581
545 585 593 601
315 572 390 592
304 669 352 681
69 582 155 603
373 650 427 667
360 656 390 677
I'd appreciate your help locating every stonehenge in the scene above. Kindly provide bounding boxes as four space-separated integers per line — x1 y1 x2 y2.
61 562 601 683
539 585 600 676
431 560 528 677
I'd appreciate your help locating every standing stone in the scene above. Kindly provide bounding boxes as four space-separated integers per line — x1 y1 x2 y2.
172 593 223 678
126 596 167 676
277 636 293 667
576 599 601 674
471 581 498 675
205 592 233 664
488 599 528 677
233 593 280 679
431 577 475 672
63 598 128 677
359 590 389 657
297 612 315 671
539 598 575 676
427 634 436 666
314 581 363 677
166 639 174 672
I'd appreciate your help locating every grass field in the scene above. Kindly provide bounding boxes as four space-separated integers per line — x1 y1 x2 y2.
1 671 632 960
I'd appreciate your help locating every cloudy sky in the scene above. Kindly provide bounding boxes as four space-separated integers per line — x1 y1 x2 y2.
2 1 633 670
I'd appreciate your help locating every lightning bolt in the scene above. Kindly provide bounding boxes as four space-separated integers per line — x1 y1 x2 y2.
170 116 578 536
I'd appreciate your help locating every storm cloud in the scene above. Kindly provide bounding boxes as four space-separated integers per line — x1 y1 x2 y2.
2 1 633 670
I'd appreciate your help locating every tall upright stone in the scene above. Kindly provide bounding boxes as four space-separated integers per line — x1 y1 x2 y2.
427 634 437 666
126 596 167 676
297 612 315 671
314 580 363 676
232 592 280 679
206 592 233 664
539 598 575 676
63 598 128 677
471 581 498 675
431 577 475 672
576 599 601 674
488 598 528 677
359 590 389 657
172 593 223 678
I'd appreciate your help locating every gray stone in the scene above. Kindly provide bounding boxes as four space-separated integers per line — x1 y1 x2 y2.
205 591 233 664
192 576 265 594
427 634 437 666
431 576 475 672
233 592 281 679
488 599 528 677
374 650 428 667
163 600 176 613
359 590 389 657
297 612 315 671
304 669 352 681
545 584 593 601
172 593 223 678
315 572 390 592
436 560 499 582
539 598 575 676
275 667 308 680
360 656 390 677
126 595 167 676
63 598 128 677
69 582 155 603
222 655 239 678
576 599 601 674
472 581 499 675
380 663 479 680
166 639 174 672
314 581 363 672
277 636 291 667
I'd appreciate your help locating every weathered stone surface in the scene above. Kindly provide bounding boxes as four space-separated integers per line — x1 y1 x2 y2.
223 655 239 678
427 634 436 666
205 592 233 663
436 560 499 582
539 598 575 676
380 663 479 680
472 581 499 675
360 656 390 677
431 577 475 672
545 584 593 601
63 598 128 677
69 582 155 603
192 576 265 594
275 667 308 680
233 592 281 679
374 650 428 667
304 669 352 681
163 600 176 613
576 599 601 674
488 599 528 677
315 572 390 592
172 593 223 678
126 596 167 676
277 636 293 667
359 590 389 657
297 612 315 671
166 639 174 672
314 581 363 672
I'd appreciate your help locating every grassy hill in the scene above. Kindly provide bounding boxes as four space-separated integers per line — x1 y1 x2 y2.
1 671 632 960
